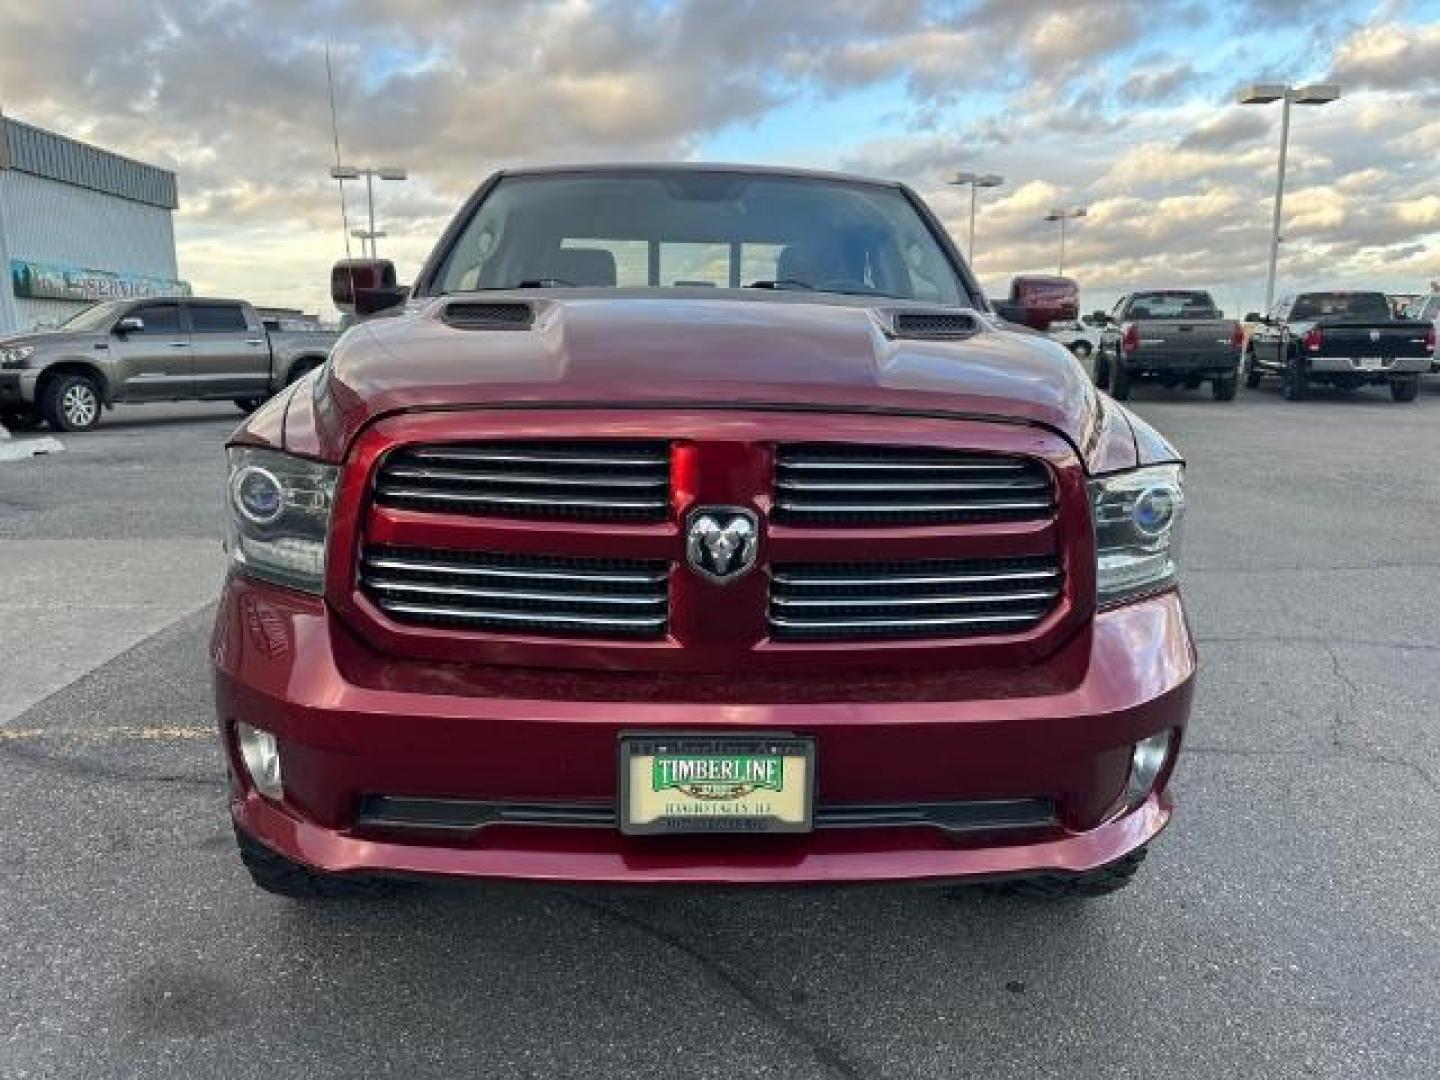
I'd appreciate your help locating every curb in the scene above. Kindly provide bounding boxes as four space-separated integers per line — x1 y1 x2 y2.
0 434 64 462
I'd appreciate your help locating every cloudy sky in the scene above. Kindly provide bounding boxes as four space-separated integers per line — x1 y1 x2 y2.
1 0 1437 317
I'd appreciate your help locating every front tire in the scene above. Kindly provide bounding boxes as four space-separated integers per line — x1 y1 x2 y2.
40 373 103 431
1109 358 1132 401
234 826 389 899
1212 372 1238 401
1390 375 1420 403
234 396 266 414
983 846 1148 899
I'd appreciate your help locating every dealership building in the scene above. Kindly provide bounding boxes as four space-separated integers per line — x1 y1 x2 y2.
0 114 188 336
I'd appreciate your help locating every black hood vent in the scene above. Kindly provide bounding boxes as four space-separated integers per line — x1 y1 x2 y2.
440 301 535 330
888 309 980 340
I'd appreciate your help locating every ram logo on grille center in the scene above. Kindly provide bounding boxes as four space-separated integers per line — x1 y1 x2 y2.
686 508 759 583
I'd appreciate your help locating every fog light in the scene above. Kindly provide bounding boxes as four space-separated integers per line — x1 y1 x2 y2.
1123 731 1172 807
235 722 283 800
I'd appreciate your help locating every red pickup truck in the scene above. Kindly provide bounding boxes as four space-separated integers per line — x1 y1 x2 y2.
213 165 1194 900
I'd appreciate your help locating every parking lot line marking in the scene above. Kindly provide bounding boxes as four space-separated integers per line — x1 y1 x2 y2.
0 725 213 743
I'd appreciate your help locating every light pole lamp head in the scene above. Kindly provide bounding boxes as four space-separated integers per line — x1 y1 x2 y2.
376 167 409 181
1238 83 1287 105
1293 83 1340 105
977 174 1004 188
330 165 361 180
951 171 979 185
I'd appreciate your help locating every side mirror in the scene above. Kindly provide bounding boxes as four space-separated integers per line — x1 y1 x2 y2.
115 316 144 335
1244 312 1262 323
331 258 407 317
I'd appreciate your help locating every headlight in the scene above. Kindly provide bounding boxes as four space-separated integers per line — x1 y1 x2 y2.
1090 464 1185 606
0 345 34 369
224 446 337 593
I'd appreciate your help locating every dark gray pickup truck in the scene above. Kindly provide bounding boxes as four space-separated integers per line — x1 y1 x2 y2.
1095 290 1243 402
1243 291 1435 402
0 297 337 431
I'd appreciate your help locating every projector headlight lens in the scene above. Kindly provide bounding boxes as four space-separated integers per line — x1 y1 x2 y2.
225 447 337 594
232 466 285 525
1090 464 1185 606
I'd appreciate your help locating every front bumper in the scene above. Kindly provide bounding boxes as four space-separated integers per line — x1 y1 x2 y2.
213 576 1195 886
0 372 37 407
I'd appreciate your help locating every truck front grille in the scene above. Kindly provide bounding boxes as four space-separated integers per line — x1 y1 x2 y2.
769 556 1062 640
360 546 670 638
774 444 1053 526
374 441 671 522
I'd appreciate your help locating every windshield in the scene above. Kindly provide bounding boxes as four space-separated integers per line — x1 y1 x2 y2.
1291 292 1391 321
59 301 129 332
430 171 965 305
1127 291 1220 320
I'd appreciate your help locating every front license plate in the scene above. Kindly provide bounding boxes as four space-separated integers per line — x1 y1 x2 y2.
619 733 815 835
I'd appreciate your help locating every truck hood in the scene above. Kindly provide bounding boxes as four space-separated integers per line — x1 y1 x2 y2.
0 330 101 351
306 293 1141 469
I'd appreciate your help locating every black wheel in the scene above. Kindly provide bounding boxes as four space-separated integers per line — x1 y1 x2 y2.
1281 351 1308 401
1 409 42 431
1243 348 1261 388
1212 373 1238 401
1109 359 1132 401
234 397 266 414
286 359 321 385
1093 353 1111 390
1069 341 1093 362
39 373 102 431
1390 375 1420 403
982 846 1148 899
234 826 389 899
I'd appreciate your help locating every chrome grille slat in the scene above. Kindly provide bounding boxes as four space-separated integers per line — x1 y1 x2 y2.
375 602 667 631
366 579 668 607
364 556 665 585
770 556 1062 641
775 444 1055 526
376 441 671 521
361 547 669 639
771 567 1060 588
386 467 668 489
376 488 666 512
772 589 1059 609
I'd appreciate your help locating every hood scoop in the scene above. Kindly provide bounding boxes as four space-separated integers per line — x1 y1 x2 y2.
887 308 980 341
440 300 535 330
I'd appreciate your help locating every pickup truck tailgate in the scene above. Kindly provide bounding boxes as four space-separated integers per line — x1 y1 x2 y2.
1313 322 1432 359
1136 320 1236 365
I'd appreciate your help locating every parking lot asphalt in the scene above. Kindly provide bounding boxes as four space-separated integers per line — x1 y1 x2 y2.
1 386 1437 1079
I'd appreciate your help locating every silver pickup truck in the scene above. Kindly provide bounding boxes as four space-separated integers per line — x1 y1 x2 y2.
1095 290 1243 402
0 297 337 431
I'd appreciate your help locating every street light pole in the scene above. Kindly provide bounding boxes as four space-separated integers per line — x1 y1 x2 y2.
329 164 409 258
1237 82 1340 313
1044 207 1087 276
948 172 1004 264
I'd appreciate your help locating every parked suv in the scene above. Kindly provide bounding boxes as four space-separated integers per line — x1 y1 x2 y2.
0 297 336 431
214 165 1194 900
1243 291 1434 401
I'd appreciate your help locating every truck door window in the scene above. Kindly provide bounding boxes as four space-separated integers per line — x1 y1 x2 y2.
131 305 184 335
190 304 248 333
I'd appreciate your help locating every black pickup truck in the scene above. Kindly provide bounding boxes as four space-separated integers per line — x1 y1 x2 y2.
1243 291 1435 402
